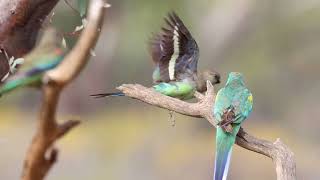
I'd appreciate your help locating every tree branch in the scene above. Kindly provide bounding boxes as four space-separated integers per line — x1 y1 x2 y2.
116 82 296 180
21 1 107 180
236 129 296 180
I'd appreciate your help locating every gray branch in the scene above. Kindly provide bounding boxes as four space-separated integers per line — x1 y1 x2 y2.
117 82 296 180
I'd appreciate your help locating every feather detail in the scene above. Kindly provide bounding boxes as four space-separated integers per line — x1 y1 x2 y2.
149 12 199 82
168 25 180 80
214 147 232 180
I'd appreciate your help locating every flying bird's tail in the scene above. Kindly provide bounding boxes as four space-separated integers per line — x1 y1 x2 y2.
214 127 237 180
90 92 125 98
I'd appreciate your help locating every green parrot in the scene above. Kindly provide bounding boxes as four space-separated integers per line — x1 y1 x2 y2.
91 12 220 100
0 28 66 96
213 72 253 180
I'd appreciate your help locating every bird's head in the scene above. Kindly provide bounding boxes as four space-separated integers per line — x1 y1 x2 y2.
226 72 245 86
196 70 220 92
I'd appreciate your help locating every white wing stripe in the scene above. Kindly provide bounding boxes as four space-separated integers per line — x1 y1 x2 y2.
168 25 180 80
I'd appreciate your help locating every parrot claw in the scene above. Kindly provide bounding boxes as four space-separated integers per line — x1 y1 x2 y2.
218 106 236 133
168 110 176 127
221 124 233 133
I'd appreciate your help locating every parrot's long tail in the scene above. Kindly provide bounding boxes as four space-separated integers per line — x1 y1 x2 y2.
0 79 23 96
214 127 236 180
90 92 125 98
0 76 39 96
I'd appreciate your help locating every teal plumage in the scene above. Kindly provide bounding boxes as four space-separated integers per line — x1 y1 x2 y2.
91 12 220 99
0 28 66 96
213 72 253 180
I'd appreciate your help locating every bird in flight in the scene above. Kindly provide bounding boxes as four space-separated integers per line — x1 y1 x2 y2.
92 12 220 100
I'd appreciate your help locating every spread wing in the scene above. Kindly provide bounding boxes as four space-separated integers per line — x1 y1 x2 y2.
149 12 199 82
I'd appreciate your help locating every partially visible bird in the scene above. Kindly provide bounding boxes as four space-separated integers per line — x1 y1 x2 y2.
92 12 220 100
0 27 66 96
213 72 253 180
0 48 25 83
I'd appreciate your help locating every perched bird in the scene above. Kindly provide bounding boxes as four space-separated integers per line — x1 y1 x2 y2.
0 28 66 96
92 12 220 100
213 72 253 180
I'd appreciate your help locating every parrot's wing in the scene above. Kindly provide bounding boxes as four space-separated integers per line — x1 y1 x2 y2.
149 12 199 82
25 56 63 76
241 90 253 118
231 89 253 124
214 88 231 122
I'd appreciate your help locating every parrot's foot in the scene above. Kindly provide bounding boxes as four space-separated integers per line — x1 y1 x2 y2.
168 110 176 127
218 106 236 133
221 124 233 133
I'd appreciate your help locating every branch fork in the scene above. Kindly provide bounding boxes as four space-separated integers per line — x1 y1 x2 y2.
21 0 107 180
117 81 296 180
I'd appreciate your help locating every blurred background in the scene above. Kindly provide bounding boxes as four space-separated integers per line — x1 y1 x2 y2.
1 0 320 179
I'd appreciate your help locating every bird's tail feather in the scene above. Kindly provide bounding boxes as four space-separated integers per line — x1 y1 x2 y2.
90 92 125 98
214 147 233 180
0 80 23 96
0 76 39 96
214 127 236 180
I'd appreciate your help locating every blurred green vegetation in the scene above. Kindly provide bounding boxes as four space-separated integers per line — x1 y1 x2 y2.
1 0 320 179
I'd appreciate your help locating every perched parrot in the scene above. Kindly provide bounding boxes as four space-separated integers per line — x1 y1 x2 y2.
91 12 220 100
0 28 66 96
213 72 253 180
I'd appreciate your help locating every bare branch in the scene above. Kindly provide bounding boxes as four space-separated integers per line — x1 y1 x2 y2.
117 83 217 125
21 1 107 180
116 82 296 180
236 129 296 180
56 120 81 139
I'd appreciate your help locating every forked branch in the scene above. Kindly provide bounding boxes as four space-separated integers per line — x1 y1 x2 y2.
116 82 296 180
21 1 107 180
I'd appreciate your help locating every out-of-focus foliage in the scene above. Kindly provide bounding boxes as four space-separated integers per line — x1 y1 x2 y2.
77 0 88 17
0 0 320 179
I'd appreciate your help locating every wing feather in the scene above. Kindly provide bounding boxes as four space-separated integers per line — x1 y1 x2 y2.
149 12 199 82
